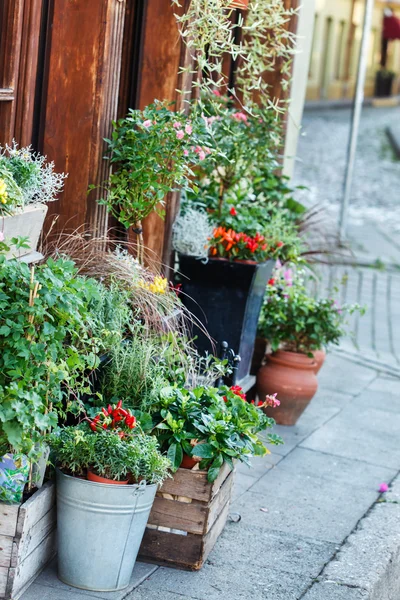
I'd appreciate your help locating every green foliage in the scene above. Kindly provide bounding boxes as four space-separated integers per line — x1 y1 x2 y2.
0 143 66 216
0 257 103 455
48 422 171 484
97 335 170 412
153 384 282 481
172 0 297 111
101 100 211 229
258 275 365 354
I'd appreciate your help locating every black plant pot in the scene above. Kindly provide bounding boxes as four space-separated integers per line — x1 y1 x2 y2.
375 71 395 97
178 255 274 388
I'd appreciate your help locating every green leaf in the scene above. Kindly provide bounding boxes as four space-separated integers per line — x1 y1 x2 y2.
207 454 223 482
192 443 214 458
167 442 183 471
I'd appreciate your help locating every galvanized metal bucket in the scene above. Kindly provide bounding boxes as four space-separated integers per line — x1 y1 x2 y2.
56 469 157 592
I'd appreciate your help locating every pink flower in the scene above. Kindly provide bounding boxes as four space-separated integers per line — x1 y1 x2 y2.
379 483 389 493
284 269 293 286
212 90 221 97
185 123 192 135
183 149 189 157
194 146 206 161
0 231 4 242
142 119 152 128
232 111 248 123
173 121 182 129
264 393 280 408
176 130 185 140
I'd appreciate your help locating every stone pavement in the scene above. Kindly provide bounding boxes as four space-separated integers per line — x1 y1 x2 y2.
21 352 400 600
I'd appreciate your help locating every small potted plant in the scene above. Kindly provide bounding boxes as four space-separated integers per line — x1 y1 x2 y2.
0 142 67 259
48 402 170 592
154 383 282 480
256 277 363 425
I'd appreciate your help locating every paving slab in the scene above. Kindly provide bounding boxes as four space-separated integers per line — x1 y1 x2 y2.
270 446 396 490
316 355 377 396
130 563 313 600
233 472 378 544
21 559 157 600
319 478 400 600
301 404 400 469
302 581 369 599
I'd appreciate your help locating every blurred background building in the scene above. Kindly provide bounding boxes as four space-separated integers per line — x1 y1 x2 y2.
306 0 400 101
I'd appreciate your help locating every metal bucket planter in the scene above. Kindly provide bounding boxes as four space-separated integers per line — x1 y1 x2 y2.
56 470 157 592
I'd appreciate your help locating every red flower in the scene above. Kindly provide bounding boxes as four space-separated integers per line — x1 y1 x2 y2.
268 278 275 286
276 241 284 248
229 206 237 216
230 385 247 401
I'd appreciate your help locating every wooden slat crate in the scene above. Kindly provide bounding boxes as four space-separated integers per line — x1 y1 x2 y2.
139 463 234 570
0 481 56 600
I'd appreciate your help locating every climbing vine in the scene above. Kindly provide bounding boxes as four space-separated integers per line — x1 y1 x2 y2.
171 0 298 112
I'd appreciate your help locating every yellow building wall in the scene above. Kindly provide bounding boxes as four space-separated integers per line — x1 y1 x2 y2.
306 0 400 101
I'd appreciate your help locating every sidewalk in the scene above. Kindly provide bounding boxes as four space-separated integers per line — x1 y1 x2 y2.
21 347 400 600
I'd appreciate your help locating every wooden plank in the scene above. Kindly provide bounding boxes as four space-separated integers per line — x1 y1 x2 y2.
0 0 24 143
139 529 203 571
206 470 234 533
0 536 13 569
148 497 207 535
0 566 9 598
13 506 56 566
8 531 56 599
41 0 126 236
14 0 45 146
210 462 233 500
0 505 19 538
158 469 211 503
202 499 230 565
136 0 185 262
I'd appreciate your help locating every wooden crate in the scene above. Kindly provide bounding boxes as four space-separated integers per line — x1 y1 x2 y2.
0 481 56 600
139 463 234 570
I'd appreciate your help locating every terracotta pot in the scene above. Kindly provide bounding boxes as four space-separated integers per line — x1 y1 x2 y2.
256 350 318 426
312 349 326 374
87 470 129 485
230 0 248 8
180 453 202 470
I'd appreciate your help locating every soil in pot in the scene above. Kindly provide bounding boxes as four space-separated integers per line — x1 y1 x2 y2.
257 350 318 426
87 470 129 485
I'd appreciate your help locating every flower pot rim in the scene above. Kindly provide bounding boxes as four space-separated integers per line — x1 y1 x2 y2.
268 349 317 369
56 468 156 489
87 470 129 486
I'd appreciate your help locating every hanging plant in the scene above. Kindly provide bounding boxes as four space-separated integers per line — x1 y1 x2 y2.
171 0 298 112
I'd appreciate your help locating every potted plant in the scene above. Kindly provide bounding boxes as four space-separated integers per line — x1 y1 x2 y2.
48 403 170 592
138 383 282 569
99 100 211 263
154 383 283 479
0 142 66 259
256 276 364 425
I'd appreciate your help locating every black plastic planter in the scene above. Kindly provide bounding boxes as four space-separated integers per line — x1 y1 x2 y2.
178 255 274 389
375 71 395 97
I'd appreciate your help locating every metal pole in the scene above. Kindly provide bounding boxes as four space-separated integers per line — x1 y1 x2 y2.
339 0 375 242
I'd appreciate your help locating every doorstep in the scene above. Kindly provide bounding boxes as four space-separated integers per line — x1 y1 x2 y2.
19 559 158 600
